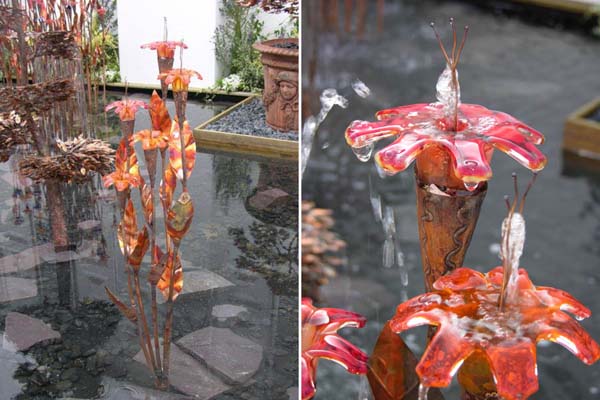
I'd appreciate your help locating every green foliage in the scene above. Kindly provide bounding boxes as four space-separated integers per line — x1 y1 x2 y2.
214 0 266 92
94 0 120 83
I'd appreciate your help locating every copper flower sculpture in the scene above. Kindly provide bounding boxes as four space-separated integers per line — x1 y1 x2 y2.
105 98 148 122
345 20 549 295
389 181 600 400
141 32 188 99
101 44 196 390
345 21 546 190
301 298 369 400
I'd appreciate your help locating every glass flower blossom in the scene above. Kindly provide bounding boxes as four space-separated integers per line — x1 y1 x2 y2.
345 23 546 191
133 129 169 151
105 98 148 121
158 68 203 92
389 266 600 400
301 298 368 400
140 40 187 59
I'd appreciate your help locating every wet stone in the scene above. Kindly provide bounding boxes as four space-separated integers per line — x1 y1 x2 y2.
3 312 61 352
177 327 263 384
134 343 230 399
248 188 291 211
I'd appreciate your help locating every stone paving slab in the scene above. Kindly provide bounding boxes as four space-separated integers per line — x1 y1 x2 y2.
177 327 263 384
3 312 61 352
211 304 248 321
0 277 38 303
0 243 53 275
134 343 231 399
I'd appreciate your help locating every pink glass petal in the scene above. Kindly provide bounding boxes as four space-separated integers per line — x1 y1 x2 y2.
485 127 547 171
486 341 539 400
301 356 316 400
375 133 429 175
345 119 402 147
447 139 493 183
375 103 438 121
305 335 368 374
416 327 475 387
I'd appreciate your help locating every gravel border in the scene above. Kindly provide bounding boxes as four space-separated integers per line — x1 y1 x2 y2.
205 98 298 141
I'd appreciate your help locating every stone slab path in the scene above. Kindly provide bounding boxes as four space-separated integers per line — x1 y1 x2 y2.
177 327 263 385
3 312 61 352
134 343 231 399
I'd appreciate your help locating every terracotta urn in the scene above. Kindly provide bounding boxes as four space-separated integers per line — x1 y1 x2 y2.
253 38 299 132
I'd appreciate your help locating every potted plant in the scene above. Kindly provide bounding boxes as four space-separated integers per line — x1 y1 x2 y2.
238 0 299 132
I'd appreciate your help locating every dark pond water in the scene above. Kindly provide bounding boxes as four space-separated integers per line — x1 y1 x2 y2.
302 1 600 399
0 93 298 399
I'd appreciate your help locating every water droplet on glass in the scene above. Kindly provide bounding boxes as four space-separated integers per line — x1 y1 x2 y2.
383 238 394 268
321 141 330 149
352 78 371 98
352 143 375 162
464 181 479 191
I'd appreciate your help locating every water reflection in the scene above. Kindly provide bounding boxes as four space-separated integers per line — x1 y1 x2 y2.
0 100 298 399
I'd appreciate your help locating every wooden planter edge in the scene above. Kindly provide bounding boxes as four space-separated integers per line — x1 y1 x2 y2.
193 95 298 160
563 97 600 158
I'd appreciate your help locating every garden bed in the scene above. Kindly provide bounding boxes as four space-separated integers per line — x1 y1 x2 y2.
194 96 298 160
563 97 600 159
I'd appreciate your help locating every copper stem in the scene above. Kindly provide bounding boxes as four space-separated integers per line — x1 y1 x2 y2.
162 243 181 380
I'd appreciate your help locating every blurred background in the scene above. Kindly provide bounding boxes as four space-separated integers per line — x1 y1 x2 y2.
301 0 600 399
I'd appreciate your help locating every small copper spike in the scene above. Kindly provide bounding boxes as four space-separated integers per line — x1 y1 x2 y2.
454 25 469 67
450 18 457 63
519 173 538 214
430 22 451 66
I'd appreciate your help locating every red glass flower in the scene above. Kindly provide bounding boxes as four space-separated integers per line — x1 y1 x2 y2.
158 68 203 92
140 40 187 59
345 23 546 191
389 266 600 400
301 298 368 400
133 129 169 151
105 98 148 121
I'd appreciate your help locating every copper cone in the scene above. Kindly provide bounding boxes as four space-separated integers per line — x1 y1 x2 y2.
173 91 187 125
116 188 130 214
157 56 174 100
120 119 135 139
144 148 158 188
415 166 487 291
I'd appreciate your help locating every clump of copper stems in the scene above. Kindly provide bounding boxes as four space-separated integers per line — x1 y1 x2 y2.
18 136 115 183
430 18 469 132
301 201 346 300
498 172 537 310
